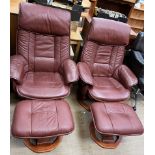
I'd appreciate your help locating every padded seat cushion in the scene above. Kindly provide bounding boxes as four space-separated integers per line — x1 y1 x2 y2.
89 77 130 101
12 100 74 138
17 72 70 99
90 102 144 135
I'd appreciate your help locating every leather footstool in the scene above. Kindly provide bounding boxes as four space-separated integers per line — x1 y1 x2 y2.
90 102 144 149
11 100 74 153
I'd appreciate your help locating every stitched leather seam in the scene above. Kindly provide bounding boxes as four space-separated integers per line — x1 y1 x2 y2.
103 103 114 133
122 104 135 131
59 38 62 67
55 101 59 132
114 46 119 70
108 45 113 76
92 43 99 74
93 43 98 64
28 32 30 71
31 100 32 136
34 33 36 72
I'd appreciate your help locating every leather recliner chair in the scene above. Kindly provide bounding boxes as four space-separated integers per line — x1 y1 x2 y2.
78 18 138 110
10 3 78 99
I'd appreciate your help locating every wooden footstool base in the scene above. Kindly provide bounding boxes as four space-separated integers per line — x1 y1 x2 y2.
78 99 91 111
89 122 122 149
24 137 62 153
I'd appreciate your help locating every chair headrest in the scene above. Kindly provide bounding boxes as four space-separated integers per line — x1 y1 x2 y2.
88 18 131 45
19 2 70 35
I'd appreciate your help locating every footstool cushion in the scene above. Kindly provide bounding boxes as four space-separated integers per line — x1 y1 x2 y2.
12 100 74 138
90 102 144 135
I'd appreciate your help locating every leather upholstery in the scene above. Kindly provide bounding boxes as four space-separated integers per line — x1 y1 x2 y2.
10 55 27 84
10 3 78 99
17 72 70 99
87 18 130 45
78 18 137 101
78 62 93 85
12 100 74 138
62 59 79 84
19 3 70 35
90 102 144 135
89 77 130 101
113 65 138 89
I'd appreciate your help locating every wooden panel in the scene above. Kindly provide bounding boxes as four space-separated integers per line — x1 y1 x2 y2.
128 18 144 30
132 27 143 34
10 13 18 55
130 9 144 20
10 0 26 14
122 0 136 3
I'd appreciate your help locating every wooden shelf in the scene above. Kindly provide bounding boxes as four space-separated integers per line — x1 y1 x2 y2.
130 25 143 30
134 6 144 11
132 27 143 33
127 3 144 34
10 0 26 14
129 16 144 21
121 0 136 4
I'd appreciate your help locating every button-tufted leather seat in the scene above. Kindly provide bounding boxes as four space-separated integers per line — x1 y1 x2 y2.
78 18 137 102
10 3 78 99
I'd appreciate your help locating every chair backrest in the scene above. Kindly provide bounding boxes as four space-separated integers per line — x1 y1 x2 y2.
17 2 70 72
133 32 144 53
81 18 130 77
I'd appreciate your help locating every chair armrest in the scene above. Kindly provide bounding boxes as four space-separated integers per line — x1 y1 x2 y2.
77 62 93 86
132 50 144 66
10 55 27 84
62 59 79 84
113 65 138 89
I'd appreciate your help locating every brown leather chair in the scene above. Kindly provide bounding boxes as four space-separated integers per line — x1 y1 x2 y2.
10 3 78 99
78 18 137 110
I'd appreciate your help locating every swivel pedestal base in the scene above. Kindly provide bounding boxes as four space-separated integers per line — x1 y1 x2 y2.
78 99 91 111
24 136 63 153
89 122 122 149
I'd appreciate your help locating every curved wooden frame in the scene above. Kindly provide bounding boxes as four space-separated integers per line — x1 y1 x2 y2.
78 99 91 111
89 122 122 149
24 136 63 153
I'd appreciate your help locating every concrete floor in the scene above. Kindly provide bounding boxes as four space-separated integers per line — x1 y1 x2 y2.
10 87 144 155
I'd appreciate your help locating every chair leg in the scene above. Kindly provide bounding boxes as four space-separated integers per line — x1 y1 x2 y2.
133 88 141 111
77 82 93 111
24 136 63 153
89 122 122 149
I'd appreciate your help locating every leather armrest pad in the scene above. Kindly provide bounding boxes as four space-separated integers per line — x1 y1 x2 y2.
113 65 138 89
10 55 27 84
77 62 93 85
63 59 79 83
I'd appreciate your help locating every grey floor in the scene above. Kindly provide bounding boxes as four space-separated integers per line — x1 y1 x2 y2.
10 87 144 155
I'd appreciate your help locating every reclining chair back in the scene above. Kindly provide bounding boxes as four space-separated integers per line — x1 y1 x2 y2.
17 3 70 73
81 18 131 77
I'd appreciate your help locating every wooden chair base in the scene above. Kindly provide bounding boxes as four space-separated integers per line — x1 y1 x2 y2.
24 136 63 153
78 99 91 111
89 122 122 149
